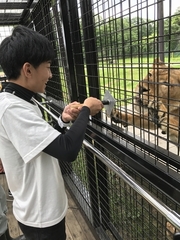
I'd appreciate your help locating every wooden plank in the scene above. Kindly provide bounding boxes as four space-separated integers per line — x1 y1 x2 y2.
0 174 22 238
6 198 22 238
66 207 87 239
66 188 99 240
0 173 4 186
66 226 73 240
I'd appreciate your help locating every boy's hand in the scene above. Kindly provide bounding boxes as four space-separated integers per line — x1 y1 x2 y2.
61 102 81 122
83 97 103 116
61 97 103 121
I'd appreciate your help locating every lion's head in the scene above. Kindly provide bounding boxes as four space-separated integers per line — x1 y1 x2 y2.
111 59 180 143
134 58 180 114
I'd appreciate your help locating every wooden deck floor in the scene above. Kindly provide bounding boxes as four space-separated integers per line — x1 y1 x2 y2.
0 174 99 240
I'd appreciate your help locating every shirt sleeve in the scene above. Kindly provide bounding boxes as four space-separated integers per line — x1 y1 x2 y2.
43 106 90 162
1 103 60 163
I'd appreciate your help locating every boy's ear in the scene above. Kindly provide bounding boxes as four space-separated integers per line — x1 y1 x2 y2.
22 62 32 77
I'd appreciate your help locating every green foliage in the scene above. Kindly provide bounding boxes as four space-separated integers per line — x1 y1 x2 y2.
95 16 156 59
94 7 180 59
163 8 180 55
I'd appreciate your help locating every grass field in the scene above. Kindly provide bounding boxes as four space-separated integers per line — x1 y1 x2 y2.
1 56 180 104
98 56 180 102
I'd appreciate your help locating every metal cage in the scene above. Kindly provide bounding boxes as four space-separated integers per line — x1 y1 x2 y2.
0 1 180 239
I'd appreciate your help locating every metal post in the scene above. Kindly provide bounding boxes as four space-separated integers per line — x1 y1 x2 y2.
59 0 79 102
67 0 87 104
157 0 164 61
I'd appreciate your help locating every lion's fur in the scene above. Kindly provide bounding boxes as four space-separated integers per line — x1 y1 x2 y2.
111 59 180 143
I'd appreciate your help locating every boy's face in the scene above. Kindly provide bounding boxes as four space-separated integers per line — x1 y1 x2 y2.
30 61 52 93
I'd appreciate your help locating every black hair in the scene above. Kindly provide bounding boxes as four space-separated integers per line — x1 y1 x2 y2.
0 25 55 80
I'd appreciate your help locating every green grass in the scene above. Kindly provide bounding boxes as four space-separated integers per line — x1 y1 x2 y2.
58 56 180 105
97 56 180 103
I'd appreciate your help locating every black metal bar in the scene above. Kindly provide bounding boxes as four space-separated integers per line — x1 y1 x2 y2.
31 0 63 100
96 149 110 229
59 0 78 102
85 136 101 228
80 0 99 95
67 0 87 103
43 0 63 100
174 233 180 240
0 21 19 26
0 2 36 9
19 0 35 24
51 4 68 100
77 0 113 219
102 100 110 105
0 13 21 19
80 0 101 120
157 0 165 61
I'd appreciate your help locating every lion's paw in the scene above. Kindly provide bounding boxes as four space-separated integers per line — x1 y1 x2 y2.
111 109 122 123
111 109 128 127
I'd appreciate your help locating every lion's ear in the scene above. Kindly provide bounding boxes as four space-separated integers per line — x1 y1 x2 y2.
153 58 166 69
153 58 163 64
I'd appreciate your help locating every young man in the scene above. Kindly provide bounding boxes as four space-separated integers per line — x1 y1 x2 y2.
0 25 103 240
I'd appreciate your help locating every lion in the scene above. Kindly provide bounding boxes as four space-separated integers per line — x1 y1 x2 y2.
111 58 180 144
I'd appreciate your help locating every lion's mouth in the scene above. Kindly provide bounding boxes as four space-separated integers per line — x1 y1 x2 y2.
134 96 160 124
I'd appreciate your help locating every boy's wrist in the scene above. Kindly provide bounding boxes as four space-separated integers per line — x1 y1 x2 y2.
58 116 71 128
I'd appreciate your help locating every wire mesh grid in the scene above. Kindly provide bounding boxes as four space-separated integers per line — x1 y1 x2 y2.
60 145 178 240
0 0 180 239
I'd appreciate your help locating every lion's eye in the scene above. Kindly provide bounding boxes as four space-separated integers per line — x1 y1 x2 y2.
148 72 152 77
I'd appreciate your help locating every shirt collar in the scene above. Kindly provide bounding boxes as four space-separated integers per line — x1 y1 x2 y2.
3 82 36 103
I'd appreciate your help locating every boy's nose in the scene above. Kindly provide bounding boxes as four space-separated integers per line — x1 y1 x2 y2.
49 71 52 79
